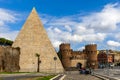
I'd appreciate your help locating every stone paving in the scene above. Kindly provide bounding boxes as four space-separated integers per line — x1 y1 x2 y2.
64 71 102 80
93 69 120 79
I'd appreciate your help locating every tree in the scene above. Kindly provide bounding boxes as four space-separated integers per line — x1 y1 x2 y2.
0 38 13 46
35 53 40 72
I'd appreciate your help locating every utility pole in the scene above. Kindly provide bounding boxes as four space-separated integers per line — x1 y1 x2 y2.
106 49 109 76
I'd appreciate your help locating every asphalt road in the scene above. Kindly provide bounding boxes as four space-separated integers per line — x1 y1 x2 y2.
64 71 102 80
64 74 102 80
0 73 49 80
0 75 40 80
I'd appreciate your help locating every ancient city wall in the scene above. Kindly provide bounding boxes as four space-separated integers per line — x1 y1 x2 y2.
70 59 87 68
0 46 20 72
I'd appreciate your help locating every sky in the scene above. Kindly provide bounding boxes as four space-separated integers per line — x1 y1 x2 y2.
0 0 120 51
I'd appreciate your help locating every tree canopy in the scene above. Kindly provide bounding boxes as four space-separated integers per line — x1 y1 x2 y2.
0 38 13 46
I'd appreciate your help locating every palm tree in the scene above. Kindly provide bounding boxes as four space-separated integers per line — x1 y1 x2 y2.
35 53 40 72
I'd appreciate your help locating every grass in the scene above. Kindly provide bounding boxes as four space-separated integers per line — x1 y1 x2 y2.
36 75 55 80
0 78 3 80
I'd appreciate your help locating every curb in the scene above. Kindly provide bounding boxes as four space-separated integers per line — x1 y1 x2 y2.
50 74 60 80
59 75 66 80
50 74 66 80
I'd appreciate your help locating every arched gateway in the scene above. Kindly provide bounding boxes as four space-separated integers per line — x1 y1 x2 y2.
76 63 82 69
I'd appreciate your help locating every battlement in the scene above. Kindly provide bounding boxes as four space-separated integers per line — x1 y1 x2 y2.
85 44 97 47
59 43 98 69
60 43 71 50
85 44 97 51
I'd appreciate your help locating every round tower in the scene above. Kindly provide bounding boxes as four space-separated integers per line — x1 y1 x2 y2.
59 43 71 69
85 44 98 69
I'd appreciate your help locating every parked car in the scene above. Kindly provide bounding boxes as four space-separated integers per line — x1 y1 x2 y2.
79 68 91 74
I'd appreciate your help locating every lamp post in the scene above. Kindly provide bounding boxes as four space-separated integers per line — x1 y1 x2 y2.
54 57 57 74
106 49 109 76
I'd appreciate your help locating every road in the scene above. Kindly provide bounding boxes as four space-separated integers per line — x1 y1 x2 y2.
93 69 120 79
64 71 102 80
1 75 40 80
0 73 49 80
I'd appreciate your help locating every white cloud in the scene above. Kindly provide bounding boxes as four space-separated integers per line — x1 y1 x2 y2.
107 40 120 47
82 33 106 42
0 8 18 24
52 40 62 48
54 27 62 33
82 3 120 32
78 46 85 50
115 32 120 39
42 3 120 49
1 3 120 50
0 31 19 40
0 8 20 40
45 3 120 49
64 25 72 32
73 26 94 35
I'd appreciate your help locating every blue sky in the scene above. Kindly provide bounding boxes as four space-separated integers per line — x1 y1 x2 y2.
0 0 120 51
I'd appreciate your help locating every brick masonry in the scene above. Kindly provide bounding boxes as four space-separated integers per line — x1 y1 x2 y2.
12 8 64 73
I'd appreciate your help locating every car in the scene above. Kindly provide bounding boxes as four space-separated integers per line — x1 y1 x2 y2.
79 68 91 74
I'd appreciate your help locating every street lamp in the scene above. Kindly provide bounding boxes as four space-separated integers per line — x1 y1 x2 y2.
106 49 109 76
54 57 57 74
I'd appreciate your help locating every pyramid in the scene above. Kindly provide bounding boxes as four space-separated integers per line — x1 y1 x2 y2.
12 8 64 73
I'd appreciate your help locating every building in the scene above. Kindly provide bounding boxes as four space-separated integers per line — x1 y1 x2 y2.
113 51 120 63
97 50 120 68
12 8 64 73
58 43 98 70
58 43 120 70
85 44 98 69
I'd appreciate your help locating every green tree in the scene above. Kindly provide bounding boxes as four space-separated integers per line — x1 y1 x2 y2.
0 38 13 46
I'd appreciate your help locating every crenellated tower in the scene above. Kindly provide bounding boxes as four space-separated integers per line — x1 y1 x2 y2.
59 43 71 69
85 44 98 69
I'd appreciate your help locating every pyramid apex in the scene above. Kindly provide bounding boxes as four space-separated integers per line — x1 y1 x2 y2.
32 7 36 10
26 7 40 21
32 7 37 12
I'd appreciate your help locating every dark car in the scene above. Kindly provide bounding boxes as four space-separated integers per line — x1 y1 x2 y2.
79 68 91 74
